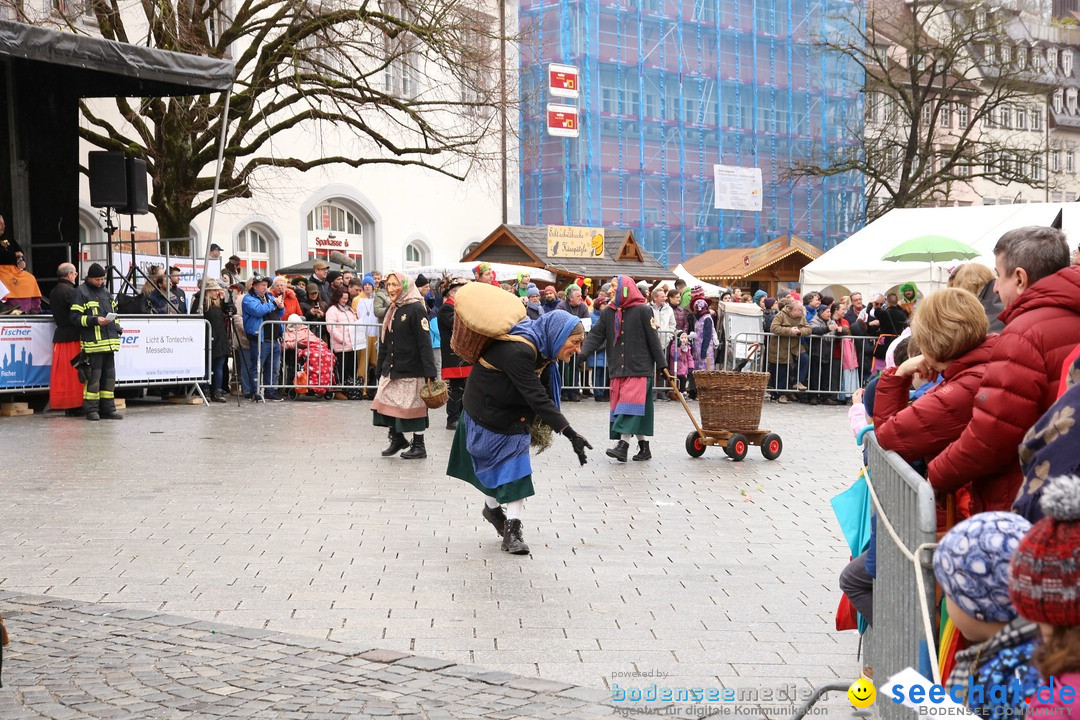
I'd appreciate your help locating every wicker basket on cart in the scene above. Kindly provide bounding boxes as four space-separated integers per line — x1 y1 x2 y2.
693 370 770 432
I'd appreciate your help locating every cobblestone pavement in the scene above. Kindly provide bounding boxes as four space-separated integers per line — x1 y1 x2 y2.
0 590 615 719
1 396 864 715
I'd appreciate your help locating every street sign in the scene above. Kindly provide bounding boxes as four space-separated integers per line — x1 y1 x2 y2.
713 164 763 212
546 104 580 138
548 63 580 99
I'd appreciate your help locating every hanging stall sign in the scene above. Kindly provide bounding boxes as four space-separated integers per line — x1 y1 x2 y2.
546 225 605 259
546 104 580 138
713 164 763 212
548 63 580 99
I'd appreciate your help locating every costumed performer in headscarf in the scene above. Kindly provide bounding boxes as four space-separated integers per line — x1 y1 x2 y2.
372 271 437 460
0 213 43 313
473 263 498 286
447 309 593 555
580 275 668 463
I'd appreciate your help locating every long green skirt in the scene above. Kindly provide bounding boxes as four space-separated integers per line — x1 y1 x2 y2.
609 379 655 440
446 413 535 504
373 410 428 433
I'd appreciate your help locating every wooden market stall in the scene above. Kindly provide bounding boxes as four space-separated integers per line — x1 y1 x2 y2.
680 235 822 298
461 224 676 290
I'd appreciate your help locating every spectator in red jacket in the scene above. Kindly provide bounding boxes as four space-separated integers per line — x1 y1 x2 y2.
930 226 1080 514
874 288 996 523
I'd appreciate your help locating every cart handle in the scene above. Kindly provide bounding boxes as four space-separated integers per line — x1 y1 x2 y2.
663 368 706 438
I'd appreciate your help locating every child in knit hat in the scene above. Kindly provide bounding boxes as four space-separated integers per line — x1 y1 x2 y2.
1009 475 1080 719
934 512 1041 718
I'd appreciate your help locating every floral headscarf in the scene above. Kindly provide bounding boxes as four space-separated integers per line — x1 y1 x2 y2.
611 274 646 341
380 270 424 341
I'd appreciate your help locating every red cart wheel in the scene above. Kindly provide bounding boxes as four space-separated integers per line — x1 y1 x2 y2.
761 433 783 461
685 431 707 458
726 434 748 462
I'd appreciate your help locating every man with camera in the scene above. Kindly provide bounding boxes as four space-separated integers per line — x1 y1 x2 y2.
242 275 285 402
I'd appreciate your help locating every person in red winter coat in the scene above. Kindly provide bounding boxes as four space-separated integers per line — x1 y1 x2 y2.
874 288 996 523
930 227 1080 514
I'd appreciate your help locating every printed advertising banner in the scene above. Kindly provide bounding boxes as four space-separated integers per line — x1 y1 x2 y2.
0 319 53 390
104 253 222 296
115 317 208 383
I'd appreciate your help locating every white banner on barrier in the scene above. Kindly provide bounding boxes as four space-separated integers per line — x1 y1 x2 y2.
115 317 208 382
0 320 53 390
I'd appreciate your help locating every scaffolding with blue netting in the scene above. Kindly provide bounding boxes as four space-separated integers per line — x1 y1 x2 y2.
518 0 866 265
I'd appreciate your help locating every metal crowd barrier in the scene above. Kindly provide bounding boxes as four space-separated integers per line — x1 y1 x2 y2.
256 319 382 398
558 329 676 396
793 431 939 720
864 431 940 709
0 315 212 403
248 319 900 403
729 331 895 398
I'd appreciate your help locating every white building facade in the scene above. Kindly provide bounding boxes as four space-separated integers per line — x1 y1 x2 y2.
35 0 522 279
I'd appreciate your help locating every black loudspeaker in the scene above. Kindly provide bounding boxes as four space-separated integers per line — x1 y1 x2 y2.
118 157 149 215
88 151 127 208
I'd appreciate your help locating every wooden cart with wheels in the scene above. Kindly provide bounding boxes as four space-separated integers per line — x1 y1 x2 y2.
665 355 783 462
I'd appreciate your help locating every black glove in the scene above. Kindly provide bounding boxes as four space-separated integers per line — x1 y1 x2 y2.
562 426 592 466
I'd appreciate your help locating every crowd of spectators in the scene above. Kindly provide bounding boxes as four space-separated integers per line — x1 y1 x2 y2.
835 226 1080 718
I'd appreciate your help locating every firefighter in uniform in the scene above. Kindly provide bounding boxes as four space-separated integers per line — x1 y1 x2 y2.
70 263 123 421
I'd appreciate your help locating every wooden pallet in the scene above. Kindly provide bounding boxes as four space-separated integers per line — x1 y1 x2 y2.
167 395 202 405
1 402 34 417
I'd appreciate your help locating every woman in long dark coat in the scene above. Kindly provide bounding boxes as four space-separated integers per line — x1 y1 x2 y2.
446 310 592 555
580 275 668 463
371 271 436 459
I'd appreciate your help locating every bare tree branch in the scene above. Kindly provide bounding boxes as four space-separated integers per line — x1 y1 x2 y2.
789 0 1055 222
1 0 512 237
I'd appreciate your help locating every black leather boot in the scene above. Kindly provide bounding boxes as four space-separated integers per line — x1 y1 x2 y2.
99 399 123 420
632 440 651 461
83 399 100 422
501 519 530 555
482 504 507 536
381 432 409 456
400 434 427 459
606 439 629 462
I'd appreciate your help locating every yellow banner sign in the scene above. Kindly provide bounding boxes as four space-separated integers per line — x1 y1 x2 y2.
546 225 605 258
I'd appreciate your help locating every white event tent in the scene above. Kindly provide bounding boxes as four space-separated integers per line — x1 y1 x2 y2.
800 203 1076 300
672 264 725 297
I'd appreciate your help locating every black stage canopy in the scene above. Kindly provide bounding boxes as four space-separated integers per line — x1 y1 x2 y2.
0 19 235 292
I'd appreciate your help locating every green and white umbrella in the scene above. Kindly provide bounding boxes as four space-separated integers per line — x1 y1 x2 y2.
882 235 980 289
882 235 980 263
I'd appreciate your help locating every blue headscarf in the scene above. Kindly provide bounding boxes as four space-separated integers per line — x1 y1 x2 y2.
507 309 582 407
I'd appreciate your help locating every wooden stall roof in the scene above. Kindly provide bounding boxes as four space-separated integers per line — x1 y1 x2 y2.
462 224 676 281
680 235 822 282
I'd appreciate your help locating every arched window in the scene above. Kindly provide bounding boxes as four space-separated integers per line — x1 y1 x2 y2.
404 240 428 268
1054 88 1065 115
1016 45 1026 70
236 225 273 280
305 202 364 268
1064 49 1074 77
1048 47 1058 72
306 204 364 235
